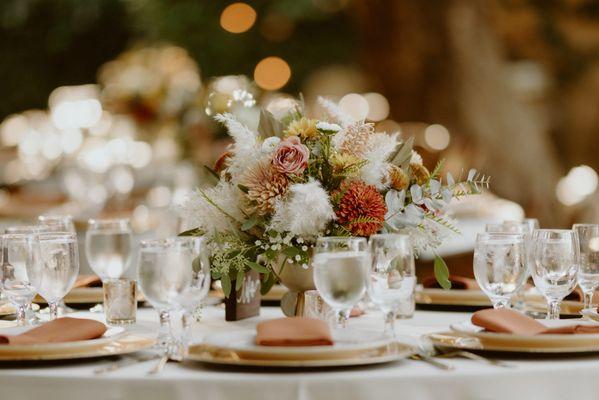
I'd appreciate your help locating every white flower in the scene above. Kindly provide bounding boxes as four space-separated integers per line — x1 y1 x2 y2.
410 150 423 165
214 113 260 180
316 121 341 132
359 132 398 189
268 180 336 237
261 137 281 153
175 181 245 236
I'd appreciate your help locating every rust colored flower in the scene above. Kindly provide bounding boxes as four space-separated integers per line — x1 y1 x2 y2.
409 163 430 185
272 136 309 175
334 181 387 236
388 164 409 191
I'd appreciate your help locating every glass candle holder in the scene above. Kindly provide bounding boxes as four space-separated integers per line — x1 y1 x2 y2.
103 278 137 325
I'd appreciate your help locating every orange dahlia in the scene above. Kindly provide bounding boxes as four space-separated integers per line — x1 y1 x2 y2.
334 181 387 236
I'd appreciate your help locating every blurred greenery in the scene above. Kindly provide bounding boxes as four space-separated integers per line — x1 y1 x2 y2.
0 0 356 119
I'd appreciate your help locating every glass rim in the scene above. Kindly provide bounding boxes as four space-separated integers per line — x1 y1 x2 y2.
369 233 410 240
476 232 525 241
315 236 367 243
573 223 599 229
533 228 575 234
139 237 192 249
88 217 131 225
5 225 49 234
1 232 37 241
39 214 74 221
37 232 77 242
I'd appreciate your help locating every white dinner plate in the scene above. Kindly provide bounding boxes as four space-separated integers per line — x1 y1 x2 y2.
202 329 393 360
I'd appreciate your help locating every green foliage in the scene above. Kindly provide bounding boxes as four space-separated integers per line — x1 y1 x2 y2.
433 255 452 290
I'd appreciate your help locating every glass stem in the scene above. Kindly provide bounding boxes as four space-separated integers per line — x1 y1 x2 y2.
336 309 350 329
16 304 26 326
383 310 397 338
583 291 594 310
547 299 561 320
157 310 171 348
493 299 509 309
49 302 58 320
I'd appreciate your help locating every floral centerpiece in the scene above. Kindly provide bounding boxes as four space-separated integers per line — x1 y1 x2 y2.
178 97 489 299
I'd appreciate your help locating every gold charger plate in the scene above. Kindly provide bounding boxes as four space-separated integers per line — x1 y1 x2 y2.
0 333 155 361
0 303 16 317
34 288 145 305
210 284 287 302
187 341 413 368
429 330 599 353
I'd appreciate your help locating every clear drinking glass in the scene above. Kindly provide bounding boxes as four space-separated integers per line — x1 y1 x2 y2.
573 224 599 312
312 237 369 329
172 236 211 356
473 233 528 308
103 278 137 325
368 234 415 337
38 215 76 233
32 233 80 320
523 218 540 233
530 229 580 320
137 238 193 351
0 233 38 325
85 218 133 280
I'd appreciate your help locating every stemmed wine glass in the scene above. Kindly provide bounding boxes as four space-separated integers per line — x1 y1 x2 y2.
85 219 133 280
473 233 528 308
0 233 39 325
530 229 580 320
172 236 211 356
31 233 80 320
137 238 193 352
368 234 415 337
312 237 369 329
573 224 599 312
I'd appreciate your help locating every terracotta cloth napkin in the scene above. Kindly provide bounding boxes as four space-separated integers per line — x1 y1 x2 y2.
472 308 599 335
0 317 107 345
256 317 334 346
422 275 480 290
73 275 102 288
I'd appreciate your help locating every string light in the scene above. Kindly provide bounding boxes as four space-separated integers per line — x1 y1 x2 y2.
220 3 257 34
339 93 369 120
364 93 389 121
424 124 451 151
254 57 291 91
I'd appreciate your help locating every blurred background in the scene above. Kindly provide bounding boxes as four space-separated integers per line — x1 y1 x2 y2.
1 0 598 251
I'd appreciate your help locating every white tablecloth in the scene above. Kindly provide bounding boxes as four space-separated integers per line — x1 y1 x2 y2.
2 306 599 400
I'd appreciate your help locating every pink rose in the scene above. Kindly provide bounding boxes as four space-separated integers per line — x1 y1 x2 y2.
272 136 309 175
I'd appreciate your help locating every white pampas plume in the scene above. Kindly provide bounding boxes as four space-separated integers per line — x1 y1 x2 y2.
268 180 336 237
175 181 245 236
214 113 260 179
360 132 398 189
317 97 354 127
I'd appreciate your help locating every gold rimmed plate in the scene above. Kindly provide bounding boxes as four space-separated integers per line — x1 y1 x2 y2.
187 341 413 368
0 327 155 361
34 288 145 305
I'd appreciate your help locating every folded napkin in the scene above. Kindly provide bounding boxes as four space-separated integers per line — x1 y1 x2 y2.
73 274 102 288
0 317 107 345
472 308 599 335
422 275 479 290
256 317 334 346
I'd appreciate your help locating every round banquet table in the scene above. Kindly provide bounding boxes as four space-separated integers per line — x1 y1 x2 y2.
2 306 599 400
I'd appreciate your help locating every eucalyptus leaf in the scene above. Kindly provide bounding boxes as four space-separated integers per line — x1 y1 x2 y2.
235 268 245 291
221 274 232 298
260 272 276 295
178 228 202 237
390 136 414 167
247 261 269 273
241 217 258 231
282 246 300 258
258 109 284 138
203 165 220 184
433 255 452 290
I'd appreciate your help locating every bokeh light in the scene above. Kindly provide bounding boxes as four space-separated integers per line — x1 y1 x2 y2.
339 93 369 120
424 124 451 151
364 92 389 122
556 165 598 206
220 3 257 34
254 57 291 91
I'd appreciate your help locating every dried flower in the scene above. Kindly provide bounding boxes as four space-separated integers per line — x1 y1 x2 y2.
272 136 309 175
388 164 409 191
332 121 375 157
410 163 430 185
330 153 362 175
286 118 319 140
268 180 336 237
214 151 231 175
261 137 281 153
334 181 387 236
240 159 288 215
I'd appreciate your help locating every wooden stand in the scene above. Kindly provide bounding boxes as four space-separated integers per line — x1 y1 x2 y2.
224 270 261 321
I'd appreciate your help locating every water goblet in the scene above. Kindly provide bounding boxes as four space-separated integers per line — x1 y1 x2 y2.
0 233 38 325
172 236 211 356
368 234 415 337
33 233 80 320
137 238 193 352
573 224 599 312
85 218 133 280
312 237 369 329
530 229 579 320
474 233 528 309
